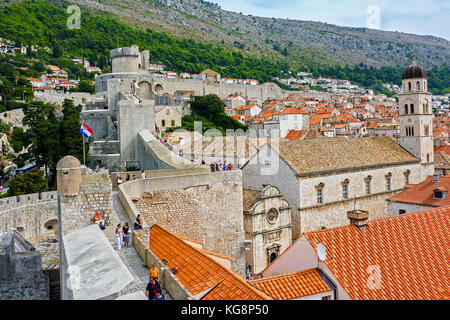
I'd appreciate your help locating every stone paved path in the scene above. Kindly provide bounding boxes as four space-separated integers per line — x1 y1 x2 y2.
105 191 172 300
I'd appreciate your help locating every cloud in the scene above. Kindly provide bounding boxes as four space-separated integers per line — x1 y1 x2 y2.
212 0 450 40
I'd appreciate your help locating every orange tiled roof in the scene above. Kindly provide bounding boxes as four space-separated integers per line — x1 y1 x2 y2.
285 130 305 140
310 113 332 126
435 145 450 156
305 207 450 300
280 107 308 115
250 268 331 300
149 225 272 300
387 175 450 207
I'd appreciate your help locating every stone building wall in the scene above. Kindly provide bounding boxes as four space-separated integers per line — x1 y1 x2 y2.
386 201 433 216
118 170 246 275
297 162 423 235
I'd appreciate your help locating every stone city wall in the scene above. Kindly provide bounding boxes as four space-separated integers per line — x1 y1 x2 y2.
34 91 92 107
118 170 246 275
0 191 58 240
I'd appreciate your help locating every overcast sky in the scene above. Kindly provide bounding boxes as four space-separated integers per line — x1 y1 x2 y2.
212 0 450 40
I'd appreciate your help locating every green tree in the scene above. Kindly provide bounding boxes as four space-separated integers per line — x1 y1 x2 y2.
74 80 95 94
7 170 48 196
189 94 225 119
22 101 62 176
60 99 89 164
0 78 13 108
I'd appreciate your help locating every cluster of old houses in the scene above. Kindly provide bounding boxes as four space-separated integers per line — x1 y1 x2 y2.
157 61 449 300
27 64 97 92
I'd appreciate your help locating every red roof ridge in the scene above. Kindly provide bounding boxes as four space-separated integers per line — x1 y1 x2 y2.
150 224 271 300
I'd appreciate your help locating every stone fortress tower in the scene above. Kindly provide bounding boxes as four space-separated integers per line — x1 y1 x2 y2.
82 45 285 172
110 45 149 74
398 59 435 179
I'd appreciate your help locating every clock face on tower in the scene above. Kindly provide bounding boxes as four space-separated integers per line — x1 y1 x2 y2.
266 208 278 224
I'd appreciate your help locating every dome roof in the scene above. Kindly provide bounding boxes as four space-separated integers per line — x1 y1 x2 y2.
402 60 426 80
56 155 81 169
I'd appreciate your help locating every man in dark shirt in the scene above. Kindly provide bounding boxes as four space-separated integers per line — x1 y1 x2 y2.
145 278 161 300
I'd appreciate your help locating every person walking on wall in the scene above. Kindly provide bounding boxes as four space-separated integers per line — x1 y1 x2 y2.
123 222 130 248
115 223 123 251
149 263 160 282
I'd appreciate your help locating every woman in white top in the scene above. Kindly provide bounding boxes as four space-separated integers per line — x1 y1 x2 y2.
141 170 146 179
115 223 123 251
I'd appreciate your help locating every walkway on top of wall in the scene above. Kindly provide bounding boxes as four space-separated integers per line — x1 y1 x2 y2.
104 191 172 300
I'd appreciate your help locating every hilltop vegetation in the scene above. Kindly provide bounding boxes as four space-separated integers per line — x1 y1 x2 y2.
0 0 448 94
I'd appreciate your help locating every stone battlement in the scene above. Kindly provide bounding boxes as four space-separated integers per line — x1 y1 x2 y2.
0 191 58 211
110 46 140 59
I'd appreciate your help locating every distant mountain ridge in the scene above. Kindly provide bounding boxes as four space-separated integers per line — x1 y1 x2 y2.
62 0 450 69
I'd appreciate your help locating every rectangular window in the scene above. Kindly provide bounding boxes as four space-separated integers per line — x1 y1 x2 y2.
365 181 371 195
317 189 323 204
399 209 406 215
386 177 391 191
161 120 165 127
343 184 348 200
166 109 170 115
405 175 410 185
171 120 175 127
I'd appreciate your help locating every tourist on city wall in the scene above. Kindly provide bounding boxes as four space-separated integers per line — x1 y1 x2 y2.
145 278 161 301
149 263 160 282
141 170 146 179
227 163 233 171
115 223 123 251
126 173 131 182
95 165 102 173
122 222 130 248
93 211 105 230
117 175 123 186
153 289 166 300
132 175 136 180
134 214 143 230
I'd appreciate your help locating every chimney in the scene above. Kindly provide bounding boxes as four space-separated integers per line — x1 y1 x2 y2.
347 209 369 230
432 174 440 183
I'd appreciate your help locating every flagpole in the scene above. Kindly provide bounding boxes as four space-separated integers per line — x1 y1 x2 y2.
82 123 86 167
82 134 86 167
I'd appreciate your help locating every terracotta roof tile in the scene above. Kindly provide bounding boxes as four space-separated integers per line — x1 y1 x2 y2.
387 175 450 206
305 207 450 300
285 130 305 140
250 268 330 300
149 225 271 300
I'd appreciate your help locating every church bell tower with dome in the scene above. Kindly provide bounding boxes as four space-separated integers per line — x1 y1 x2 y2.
398 58 434 179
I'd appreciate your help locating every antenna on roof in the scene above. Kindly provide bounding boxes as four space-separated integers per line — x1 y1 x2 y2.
317 243 327 262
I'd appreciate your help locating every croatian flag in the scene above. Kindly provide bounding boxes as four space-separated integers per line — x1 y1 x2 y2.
80 122 94 139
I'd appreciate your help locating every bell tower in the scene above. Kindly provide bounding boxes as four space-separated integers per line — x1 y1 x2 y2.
398 58 434 179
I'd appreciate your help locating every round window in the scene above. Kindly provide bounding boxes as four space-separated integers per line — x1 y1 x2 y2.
266 208 278 224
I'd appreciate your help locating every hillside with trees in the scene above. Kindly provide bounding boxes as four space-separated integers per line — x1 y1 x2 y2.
0 1 448 94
